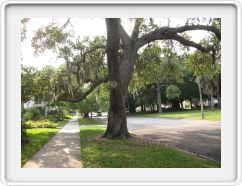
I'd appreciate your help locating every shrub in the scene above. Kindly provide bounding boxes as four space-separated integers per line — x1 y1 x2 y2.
40 115 56 122
63 109 73 119
25 119 57 129
21 119 30 144
30 108 42 119
22 107 42 121
55 109 64 121
48 108 65 121
22 111 34 121
166 85 181 100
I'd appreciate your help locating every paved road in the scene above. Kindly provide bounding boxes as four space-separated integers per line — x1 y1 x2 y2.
97 116 221 161
23 117 82 168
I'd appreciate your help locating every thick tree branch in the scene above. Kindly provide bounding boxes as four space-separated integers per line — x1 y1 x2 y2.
165 34 217 66
79 44 106 63
58 76 109 103
170 25 220 39
131 19 143 40
171 34 212 52
169 34 217 63
136 25 221 50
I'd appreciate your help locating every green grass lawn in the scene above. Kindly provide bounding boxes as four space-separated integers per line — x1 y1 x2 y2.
64 114 74 119
79 117 105 126
21 128 59 166
80 126 220 168
56 119 69 127
130 109 221 121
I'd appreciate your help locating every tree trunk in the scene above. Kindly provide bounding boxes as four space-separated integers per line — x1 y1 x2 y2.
104 86 129 139
83 112 89 118
217 95 221 108
126 95 129 113
180 99 183 109
171 98 180 110
190 99 193 109
21 102 24 112
103 18 131 139
210 92 214 110
141 104 144 112
44 102 48 116
150 104 153 111
127 94 136 113
156 82 162 113
197 79 204 119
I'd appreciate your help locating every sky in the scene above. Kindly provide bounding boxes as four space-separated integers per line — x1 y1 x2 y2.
21 18 211 69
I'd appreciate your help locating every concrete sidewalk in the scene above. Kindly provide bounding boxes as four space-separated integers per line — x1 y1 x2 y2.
23 117 82 168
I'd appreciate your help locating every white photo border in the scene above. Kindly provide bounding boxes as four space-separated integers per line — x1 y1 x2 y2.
0 0 242 186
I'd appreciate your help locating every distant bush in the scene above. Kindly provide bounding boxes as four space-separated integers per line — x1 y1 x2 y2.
48 108 65 121
39 115 56 121
55 109 64 121
25 119 57 129
22 111 34 121
22 107 42 121
63 109 73 119
21 119 30 144
31 108 42 119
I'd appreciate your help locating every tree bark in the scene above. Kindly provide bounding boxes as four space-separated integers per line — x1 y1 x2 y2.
190 99 193 109
171 98 180 110
103 18 130 139
104 86 129 139
150 104 154 111
141 104 144 112
210 92 214 110
156 82 162 113
127 93 136 113
180 100 183 109
197 79 204 119
44 102 48 116
21 102 24 112
217 95 221 108
83 112 89 118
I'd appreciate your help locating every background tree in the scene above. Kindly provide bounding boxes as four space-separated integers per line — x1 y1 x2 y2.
185 49 220 118
33 66 60 116
104 18 220 137
179 72 200 109
76 93 99 118
166 85 182 109
133 41 184 113
31 21 108 103
21 65 37 110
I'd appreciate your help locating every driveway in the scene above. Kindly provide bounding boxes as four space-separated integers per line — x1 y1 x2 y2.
97 116 221 162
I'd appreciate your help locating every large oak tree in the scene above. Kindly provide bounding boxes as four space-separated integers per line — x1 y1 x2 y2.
29 18 221 139
102 18 220 139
